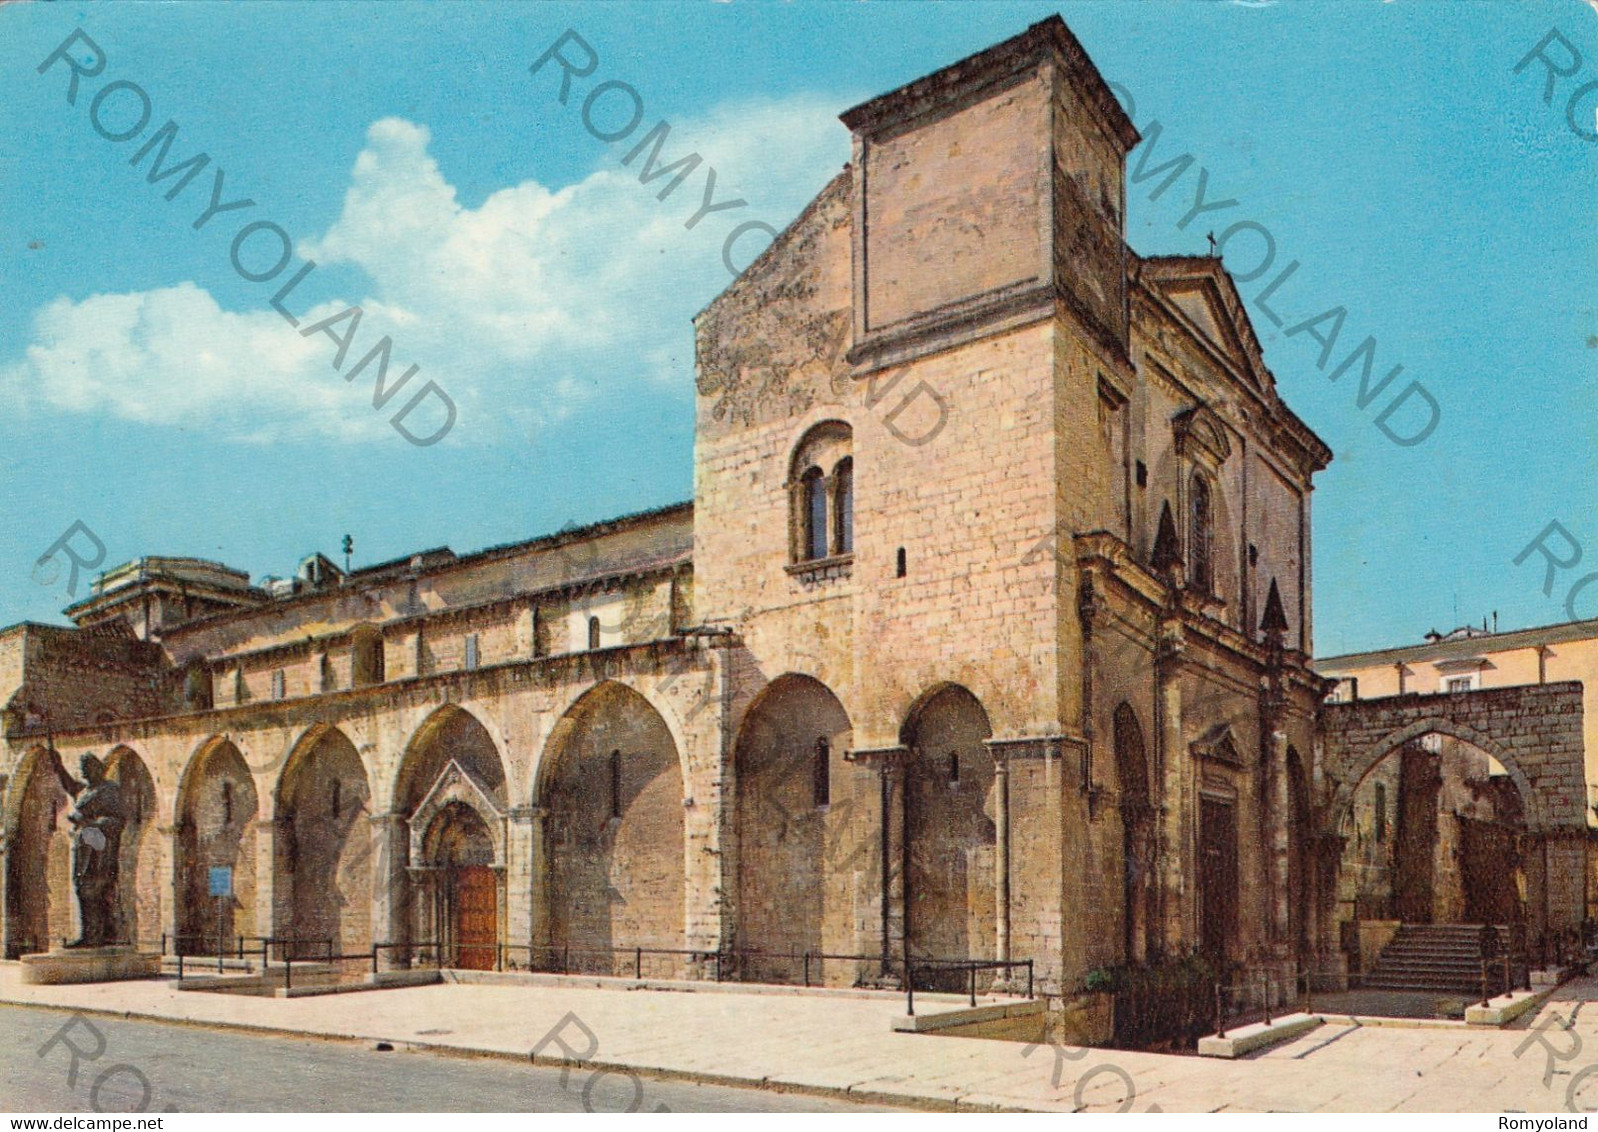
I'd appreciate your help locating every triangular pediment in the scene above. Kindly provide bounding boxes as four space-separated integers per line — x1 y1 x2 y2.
407 758 507 866
1191 722 1244 766
1170 289 1232 354
1139 258 1277 399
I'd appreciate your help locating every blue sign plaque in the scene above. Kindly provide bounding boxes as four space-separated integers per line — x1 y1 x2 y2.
207 866 233 898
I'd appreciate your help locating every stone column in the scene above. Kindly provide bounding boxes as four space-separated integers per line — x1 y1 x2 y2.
846 745 908 977
885 757 907 971
368 811 408 969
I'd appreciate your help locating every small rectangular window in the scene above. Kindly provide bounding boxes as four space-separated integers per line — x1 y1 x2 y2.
813 739 830 808
609 749 623 818
464 634 480 671
1445 676 1474 694
271 669 285 700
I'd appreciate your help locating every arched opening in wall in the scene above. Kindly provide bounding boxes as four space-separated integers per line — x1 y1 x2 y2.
176 738 259 957
351 626 385 687
902 685 995 986
183 661 214 711
421 802 497 971
540 682 684 976
1337 731 1528 940
833 457 854 555
1188 472 1214 595
789 421 854 564
104 747 157 948
395 705 508 965
3 747 69 958
732 674 853 985
1113 704 1156 964
274 727 372 958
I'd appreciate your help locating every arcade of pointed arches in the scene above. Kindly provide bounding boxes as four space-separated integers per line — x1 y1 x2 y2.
2 674 1043 980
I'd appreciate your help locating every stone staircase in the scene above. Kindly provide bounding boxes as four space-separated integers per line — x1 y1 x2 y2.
1364 924 1506 996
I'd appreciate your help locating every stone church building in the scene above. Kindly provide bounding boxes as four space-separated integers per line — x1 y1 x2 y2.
3 16 1461 1002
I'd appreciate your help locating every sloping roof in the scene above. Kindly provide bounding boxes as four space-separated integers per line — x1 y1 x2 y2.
1317 616 1598 671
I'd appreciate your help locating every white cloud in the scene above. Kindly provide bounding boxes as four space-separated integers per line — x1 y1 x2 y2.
2 95 852 444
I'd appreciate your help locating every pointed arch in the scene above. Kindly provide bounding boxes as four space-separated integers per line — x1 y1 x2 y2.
395 704 509 817
3 746 68 958
732 674 854 982
175 736 259 955
901 684 995 974
103 746 157 947
274 725 372 956
1331 716 1542 834
538 680 685 974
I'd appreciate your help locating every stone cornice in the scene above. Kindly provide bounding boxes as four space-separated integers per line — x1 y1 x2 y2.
5 634 731 747
845 744 910 768
1076 531 1324 694
839 16 1137 152
984 734 1080 761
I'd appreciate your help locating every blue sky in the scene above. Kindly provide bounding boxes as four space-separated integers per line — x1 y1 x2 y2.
0 0 1594 656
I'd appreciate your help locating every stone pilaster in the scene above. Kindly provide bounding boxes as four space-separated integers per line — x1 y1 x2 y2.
1156 622 1188 950
368 811 408 969
508 804 547 962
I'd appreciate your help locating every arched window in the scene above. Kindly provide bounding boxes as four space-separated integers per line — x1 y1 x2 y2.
812 738 830 807
833 458 853 555
352 627 385 687
1189 473 1213 594
802 468 828 560
789 421 853 565
587 616 601 651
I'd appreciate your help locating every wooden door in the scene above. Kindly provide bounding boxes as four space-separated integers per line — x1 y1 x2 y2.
1199 798 1238 961
452 866 497 970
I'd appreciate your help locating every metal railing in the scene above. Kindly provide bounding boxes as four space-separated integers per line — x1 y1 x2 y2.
161 932 337 974
153 933 1036 1008
902 958 1034 1016
1210 953 1537 1040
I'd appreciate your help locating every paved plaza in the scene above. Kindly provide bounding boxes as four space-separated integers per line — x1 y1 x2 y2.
1 964 1593 1112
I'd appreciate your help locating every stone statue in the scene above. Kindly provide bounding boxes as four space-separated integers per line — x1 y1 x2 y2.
49 751 126 949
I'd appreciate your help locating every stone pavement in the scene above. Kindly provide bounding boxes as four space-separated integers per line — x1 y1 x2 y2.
1 963 1594 1112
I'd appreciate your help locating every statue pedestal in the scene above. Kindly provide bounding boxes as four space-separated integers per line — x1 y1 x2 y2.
19 946 161 985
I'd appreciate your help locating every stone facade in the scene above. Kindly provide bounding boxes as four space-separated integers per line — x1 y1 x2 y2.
2 17 1352 999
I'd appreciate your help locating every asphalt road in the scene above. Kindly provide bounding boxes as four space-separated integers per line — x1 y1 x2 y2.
1 1004 899 1113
